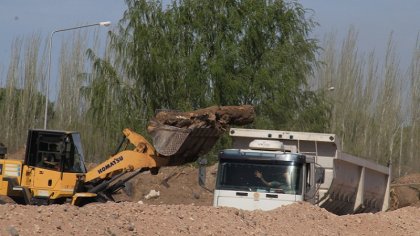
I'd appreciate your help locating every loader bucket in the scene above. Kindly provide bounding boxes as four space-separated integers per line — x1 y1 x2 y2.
150 125 222 166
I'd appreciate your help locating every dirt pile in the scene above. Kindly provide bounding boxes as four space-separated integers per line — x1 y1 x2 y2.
118 164 420 213
115 164 218 206
0 202 419 235
390 173 420 210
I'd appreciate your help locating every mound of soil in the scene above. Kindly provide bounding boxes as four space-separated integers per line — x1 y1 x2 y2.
0 201 419 235
115 164 218 206
390 173 420 210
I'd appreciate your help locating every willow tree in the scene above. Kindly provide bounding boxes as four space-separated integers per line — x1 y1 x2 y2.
86 0 328 135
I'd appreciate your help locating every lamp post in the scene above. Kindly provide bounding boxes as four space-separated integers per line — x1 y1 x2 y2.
43 21 111 129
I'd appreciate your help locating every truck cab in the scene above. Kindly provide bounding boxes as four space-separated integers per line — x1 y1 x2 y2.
214 145 313 210
213 136 320 210
213 128 391 214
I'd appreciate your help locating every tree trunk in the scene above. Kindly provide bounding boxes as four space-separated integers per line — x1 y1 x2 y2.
147 105 255 133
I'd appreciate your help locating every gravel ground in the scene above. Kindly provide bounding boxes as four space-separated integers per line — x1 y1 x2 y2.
0 202 419 236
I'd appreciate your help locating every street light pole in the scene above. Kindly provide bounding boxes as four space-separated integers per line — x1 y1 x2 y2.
43 21 111 129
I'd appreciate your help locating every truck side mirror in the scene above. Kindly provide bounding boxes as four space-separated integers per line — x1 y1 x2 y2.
315 167 325 184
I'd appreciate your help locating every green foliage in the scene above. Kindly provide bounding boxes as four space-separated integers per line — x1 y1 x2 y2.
87 0 326 136
0 34 49 151
291 90 331 132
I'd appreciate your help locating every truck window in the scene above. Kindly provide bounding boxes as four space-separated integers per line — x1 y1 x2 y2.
216 161 303 194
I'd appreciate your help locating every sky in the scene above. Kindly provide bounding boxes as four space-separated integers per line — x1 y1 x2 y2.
1 1 420 75
300 0 420 70
0 0 126 72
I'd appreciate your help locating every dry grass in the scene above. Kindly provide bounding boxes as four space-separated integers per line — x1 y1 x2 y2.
312 28 420 177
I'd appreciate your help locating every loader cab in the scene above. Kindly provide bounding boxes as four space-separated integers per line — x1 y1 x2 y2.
24 129 86 173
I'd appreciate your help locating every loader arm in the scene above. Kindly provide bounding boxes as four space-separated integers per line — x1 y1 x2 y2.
72 127 223 205
85 128 169 183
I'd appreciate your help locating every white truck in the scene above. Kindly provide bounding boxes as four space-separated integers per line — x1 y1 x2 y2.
212 128 391 215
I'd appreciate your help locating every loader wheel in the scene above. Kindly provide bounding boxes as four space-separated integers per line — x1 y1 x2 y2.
150 167 159 175
0 196 16 204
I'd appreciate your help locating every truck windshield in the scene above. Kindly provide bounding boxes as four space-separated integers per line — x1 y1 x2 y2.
216 161 303 194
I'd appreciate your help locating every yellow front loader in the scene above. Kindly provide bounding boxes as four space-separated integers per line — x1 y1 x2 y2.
0 127 220 206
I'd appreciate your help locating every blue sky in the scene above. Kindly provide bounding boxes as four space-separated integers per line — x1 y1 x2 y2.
300 0 420 68
0 0 126 68
1 0 419 71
